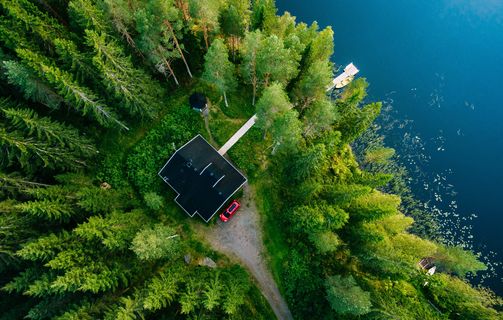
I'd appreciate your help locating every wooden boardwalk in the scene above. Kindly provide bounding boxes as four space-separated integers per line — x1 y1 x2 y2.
218 114 258 155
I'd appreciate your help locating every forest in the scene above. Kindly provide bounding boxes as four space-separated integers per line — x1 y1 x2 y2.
0 0 502 319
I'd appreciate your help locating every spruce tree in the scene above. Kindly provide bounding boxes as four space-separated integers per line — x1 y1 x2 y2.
1 105 96 157
16 48 126 129
86 30 161 118
3 60 64 109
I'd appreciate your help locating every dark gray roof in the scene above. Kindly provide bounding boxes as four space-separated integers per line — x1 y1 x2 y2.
158 135 247 222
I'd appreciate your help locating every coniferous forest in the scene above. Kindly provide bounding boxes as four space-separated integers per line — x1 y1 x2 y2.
0 0 502 319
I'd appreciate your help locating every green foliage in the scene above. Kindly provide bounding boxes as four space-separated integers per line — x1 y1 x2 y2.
203 272 223 311
0 1 500 319
309 231 340 253
434 245 487 277
16 48 125 128
141 268 182 311
427 273 501 319
130 224 180 261
256 34 299 87
202 38 237 106
255 82 291 133
1 104 96 157
364 147 396 164
302 98 337 139
16 232 70 262
68 0 110 33
2 60 63 109
325 274 372 316
126 103 202 193
348 190 401 222
16 199 73 221
75 210 149 251
86 30 162 118
143 192 164 210
293 60 333 109
189 0 222 49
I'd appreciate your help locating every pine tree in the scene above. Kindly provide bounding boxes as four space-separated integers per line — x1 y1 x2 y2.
202 39 237 107
325 275 372 316
86 30 161 118
0 170 51 195
134 0 181 85
302 98 337 138
74 210 150 251
293 60 333 110
0 203 34 270
189 0 222 50
103 0 139 52
220 0 250 58
16 48 126 129
130 224 180 261
180 278 201 314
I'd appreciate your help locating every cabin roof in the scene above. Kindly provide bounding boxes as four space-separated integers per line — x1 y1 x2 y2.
158 135 247 222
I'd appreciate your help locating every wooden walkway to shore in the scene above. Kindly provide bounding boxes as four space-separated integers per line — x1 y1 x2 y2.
218 114 258 155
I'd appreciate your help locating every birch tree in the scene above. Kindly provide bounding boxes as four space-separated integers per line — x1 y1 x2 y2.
202 39 237 107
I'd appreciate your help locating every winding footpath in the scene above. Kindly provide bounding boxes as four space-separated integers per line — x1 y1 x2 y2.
196 184 293 320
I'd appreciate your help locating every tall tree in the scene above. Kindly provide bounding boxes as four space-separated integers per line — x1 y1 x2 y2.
3 60 64 109
103 0 139 52
293 60 333 110
86 30 162 118
270 109 302 154
134 0 192 83
256 35 298 88
0 0 67 47
241 30 263 105
220 0 250 58
68 0 110 34
189 0 221 50
202 39 237 107
250 0 276 31
302 98 337 138
255 82 291 136
16 48 126 129
1 105 96 157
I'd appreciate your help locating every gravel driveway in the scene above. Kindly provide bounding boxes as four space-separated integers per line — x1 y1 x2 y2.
197 184 293 320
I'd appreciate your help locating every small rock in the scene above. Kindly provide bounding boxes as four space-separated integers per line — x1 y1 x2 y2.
200 257 217 268
184 254 192 264
100 182 111 190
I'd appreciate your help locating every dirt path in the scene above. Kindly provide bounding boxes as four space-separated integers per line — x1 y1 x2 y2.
195 184 293 320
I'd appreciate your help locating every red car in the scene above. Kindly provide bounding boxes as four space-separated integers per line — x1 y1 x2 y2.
219 200 240 222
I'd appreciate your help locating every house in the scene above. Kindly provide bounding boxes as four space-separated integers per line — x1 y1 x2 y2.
158 135 247 222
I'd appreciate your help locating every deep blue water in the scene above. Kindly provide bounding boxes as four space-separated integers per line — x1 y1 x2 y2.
277 0 503 293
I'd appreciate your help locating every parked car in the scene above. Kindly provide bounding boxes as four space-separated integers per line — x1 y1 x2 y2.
219 200 240 222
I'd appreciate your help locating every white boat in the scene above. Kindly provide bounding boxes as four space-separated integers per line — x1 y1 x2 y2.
327 63 359 91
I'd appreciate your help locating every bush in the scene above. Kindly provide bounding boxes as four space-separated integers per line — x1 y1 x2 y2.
144 192 164 210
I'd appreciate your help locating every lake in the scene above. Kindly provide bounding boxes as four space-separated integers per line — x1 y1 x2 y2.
276 0 503 293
